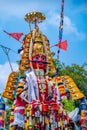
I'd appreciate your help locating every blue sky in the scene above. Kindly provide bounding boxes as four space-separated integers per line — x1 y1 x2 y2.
0 0 87 92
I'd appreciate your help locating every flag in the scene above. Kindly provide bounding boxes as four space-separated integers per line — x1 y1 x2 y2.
3 30 24 41
55 40 68 50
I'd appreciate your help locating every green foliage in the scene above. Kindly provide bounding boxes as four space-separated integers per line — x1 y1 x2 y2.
64 64 87 98
5 99 12 130
51 52 65 74
6 99 13 106
5 109 11 130
52 52 87 98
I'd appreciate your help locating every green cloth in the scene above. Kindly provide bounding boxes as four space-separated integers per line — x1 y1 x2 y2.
62 98 75 112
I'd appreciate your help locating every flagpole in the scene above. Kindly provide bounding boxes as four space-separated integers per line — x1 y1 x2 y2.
0 44 13 72
50 45 56 48
7 53 13 72
0 44 17 54
17 40 22 43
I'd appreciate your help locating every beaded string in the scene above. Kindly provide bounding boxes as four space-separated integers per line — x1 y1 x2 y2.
57 0 64 58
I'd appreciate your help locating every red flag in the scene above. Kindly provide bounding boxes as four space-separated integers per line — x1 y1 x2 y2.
3 30 24 41
55 40 68 50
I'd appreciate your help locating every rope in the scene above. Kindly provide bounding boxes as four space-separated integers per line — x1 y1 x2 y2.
29 22 32 32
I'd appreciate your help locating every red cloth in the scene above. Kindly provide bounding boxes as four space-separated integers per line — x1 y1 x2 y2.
0 120 4 127
10 119 14 123
14 96 26 114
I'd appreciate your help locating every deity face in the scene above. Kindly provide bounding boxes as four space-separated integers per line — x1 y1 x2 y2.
32 54 47 69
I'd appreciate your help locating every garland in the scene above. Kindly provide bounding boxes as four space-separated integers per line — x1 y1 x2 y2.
58 0 64 57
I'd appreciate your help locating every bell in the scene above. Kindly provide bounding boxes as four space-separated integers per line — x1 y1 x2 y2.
22 53 29 59
4 89 13 93
6 82 15 86
19 65 27 71
72 92 84 100
25 43 30 47
8 76 15 80
24 48 29 53
2 91 13 99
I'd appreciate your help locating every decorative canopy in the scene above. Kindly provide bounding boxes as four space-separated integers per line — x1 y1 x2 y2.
24 11 46 26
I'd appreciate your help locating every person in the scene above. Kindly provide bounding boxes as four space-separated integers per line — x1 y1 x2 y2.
62 90 80 122
13 76 29 130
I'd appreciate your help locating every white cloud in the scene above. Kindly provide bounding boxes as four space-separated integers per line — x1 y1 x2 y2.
64 16 86 40
0 62 18 92
47 12 60 27
45 11 86 40
0 1 86 40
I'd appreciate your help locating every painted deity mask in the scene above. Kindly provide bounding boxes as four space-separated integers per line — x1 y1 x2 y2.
32 54 47 70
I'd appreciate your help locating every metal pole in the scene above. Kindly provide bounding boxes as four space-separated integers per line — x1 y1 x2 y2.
0 44 13 72
6 53 13 72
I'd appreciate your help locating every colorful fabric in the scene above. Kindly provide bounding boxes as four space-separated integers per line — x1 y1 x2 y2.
62 98 75 112
68 108 80 122
14 97 26 114
12 112 24 127
25 70 39 102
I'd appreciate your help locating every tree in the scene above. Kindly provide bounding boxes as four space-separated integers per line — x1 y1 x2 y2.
5 109 11 130
60 64 87 98
52 52 87 98
5 99 13 130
